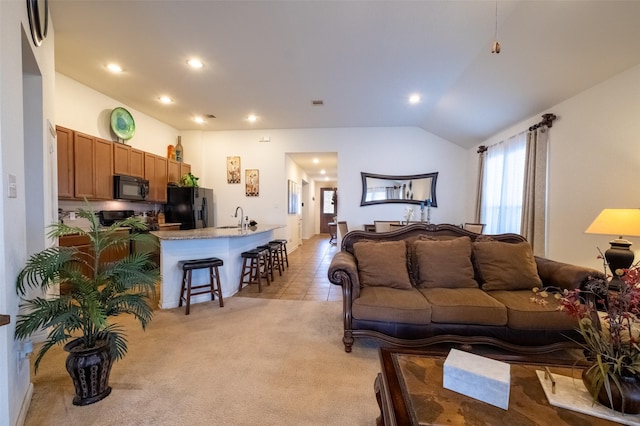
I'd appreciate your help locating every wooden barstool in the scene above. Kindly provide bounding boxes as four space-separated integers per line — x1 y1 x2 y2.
238 248 271 292
269 239 289 269
178 257 224 315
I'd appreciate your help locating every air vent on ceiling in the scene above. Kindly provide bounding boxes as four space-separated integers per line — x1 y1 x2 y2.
311 100 324 106
206 114 216 119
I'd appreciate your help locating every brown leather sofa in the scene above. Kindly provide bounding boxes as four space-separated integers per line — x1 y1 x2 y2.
328 223 602 353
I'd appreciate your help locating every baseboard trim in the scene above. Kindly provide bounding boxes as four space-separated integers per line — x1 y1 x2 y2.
16 382 33 426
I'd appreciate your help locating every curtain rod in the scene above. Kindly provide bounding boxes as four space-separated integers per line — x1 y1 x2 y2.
477 113 557 154
529 113 556 131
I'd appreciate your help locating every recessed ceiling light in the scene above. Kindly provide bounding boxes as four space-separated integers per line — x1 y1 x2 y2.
187 58 204 69
247 114 257 123
106 63 123 73
409 94 421 104
313 158 319 164
159 96 173 104
320 169 326 175
194 116 205 124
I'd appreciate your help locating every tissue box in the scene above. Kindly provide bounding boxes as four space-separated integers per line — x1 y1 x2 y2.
443 349 511 409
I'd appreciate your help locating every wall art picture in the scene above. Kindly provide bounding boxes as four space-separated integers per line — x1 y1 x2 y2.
227 156 241 184
245 169 259 197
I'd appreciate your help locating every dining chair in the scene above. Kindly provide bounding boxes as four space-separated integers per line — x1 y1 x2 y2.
374 220 401 233
337 221 349 241
463 223 485 234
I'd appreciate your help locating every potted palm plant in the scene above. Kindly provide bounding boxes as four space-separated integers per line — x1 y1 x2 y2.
15 207 159 406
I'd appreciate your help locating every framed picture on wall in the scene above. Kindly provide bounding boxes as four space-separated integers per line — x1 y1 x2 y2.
288 179 298 214
227 156 241 184
246 169 259 196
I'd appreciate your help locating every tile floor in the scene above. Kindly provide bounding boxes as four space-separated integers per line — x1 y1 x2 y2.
234 233 341 301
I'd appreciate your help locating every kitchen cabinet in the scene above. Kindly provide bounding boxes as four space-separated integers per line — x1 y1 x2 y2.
72 132 113 200
56 126 75 199
130 148 145 178
59 231 130 279
144 153 168 202
180 163 191 177
114 143 145 179
95 138 113 199
168 160 192 185
73 131 96 199
113 143 130 176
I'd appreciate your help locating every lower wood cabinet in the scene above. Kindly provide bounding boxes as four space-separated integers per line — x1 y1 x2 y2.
59 230 130 278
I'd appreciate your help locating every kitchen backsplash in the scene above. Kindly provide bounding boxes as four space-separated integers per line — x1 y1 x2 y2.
58 199 163 226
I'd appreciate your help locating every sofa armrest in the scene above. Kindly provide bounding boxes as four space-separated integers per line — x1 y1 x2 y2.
535 256 604 291
328 251 361 300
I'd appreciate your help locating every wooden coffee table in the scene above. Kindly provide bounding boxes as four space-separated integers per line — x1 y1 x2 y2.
375 347 619 426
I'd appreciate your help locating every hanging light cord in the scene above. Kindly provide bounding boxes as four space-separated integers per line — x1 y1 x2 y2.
492 0 501 54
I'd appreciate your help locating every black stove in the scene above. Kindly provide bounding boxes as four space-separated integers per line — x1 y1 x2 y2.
97 210 135 226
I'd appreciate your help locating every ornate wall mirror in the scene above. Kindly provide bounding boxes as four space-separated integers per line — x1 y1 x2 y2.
360 172 438 207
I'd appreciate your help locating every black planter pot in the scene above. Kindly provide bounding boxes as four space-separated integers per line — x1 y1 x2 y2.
64 339 113 406
582 364 640 414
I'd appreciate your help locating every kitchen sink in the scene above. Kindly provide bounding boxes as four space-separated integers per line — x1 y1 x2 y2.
215 225 240 229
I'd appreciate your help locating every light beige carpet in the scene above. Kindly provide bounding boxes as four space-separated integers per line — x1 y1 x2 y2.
24 298 381 426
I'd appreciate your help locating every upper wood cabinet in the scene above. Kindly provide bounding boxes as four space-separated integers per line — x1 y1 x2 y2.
95 138 113 199
56 126 75 199
167 159 181 185
57 126 189 202
113 144 145 179
130 148 145 178
73 131 96 199
113 143 130 176
144 153 168 203
168 160 192 185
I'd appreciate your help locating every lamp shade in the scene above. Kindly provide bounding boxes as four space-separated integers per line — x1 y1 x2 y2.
585 209 640 239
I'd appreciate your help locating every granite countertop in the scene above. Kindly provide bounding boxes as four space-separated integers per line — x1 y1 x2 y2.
151 224 284 240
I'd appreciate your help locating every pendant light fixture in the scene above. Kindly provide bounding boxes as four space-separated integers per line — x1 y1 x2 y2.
491 0 501 54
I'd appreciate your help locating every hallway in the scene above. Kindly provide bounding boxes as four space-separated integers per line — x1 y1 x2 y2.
234 233 341 301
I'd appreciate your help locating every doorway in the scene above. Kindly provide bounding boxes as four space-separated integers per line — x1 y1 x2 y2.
320 187 337 234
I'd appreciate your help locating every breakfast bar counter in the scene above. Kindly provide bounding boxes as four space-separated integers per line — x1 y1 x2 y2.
152 224 284 309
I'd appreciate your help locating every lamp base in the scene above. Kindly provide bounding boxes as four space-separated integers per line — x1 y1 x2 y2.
605 239 634 289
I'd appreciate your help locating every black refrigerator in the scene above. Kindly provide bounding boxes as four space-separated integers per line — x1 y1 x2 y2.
165 187 214 230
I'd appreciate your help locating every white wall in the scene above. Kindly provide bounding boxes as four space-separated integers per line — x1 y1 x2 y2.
55 73 179 157
1 1 56 425
467 63 640 271
182 127 469 238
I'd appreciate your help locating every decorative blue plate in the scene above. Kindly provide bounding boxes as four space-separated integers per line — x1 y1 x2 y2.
110 107 135 140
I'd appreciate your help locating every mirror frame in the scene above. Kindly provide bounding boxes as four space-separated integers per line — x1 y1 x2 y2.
360 171 438 207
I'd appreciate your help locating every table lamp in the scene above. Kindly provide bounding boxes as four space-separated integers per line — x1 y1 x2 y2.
584 209 640 284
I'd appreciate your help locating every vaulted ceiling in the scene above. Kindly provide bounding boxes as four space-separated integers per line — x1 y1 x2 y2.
50 0 640 152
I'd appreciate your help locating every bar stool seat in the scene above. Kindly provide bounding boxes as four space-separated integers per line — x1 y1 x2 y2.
238 248 271 292
178 257 224 315
269 239 289 269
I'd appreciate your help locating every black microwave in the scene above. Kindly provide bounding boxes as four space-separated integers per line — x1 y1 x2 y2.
113 175 149 201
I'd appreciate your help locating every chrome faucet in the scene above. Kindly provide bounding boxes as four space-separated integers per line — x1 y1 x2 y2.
234 206 245 229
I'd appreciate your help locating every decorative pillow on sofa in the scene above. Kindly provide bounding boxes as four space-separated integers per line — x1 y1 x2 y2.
472 241 542 291
413 236 478 288
353 240 412 289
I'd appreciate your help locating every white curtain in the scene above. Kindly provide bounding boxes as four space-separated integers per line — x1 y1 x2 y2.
480 131 527 235
521 126 549 256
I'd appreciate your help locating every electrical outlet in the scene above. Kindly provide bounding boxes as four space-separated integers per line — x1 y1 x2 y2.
69 212 76 220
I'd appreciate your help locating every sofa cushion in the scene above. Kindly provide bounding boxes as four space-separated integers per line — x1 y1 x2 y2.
487 290 579 330
473 241 542 291
413 237 478 289
353 286 432 324
419 288 507 326
353 240 412 289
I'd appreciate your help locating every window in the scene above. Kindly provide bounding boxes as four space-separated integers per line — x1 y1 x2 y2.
480 131 526 235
